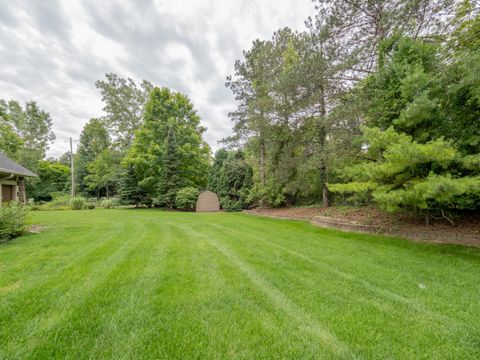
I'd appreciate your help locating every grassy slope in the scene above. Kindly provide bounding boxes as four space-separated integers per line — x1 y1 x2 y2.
1 210 479 359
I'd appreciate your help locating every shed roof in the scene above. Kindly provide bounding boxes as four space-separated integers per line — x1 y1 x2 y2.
0 152 37 177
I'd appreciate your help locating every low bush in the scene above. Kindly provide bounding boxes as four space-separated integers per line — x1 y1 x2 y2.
29 204 42 211
220 197 243 212
175 187 199 210
50 194 71 208
86 203 95 210
101 199 114 209
0 202 27 241
71 197 85 210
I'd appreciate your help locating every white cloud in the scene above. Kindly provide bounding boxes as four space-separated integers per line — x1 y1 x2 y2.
0 0 315 157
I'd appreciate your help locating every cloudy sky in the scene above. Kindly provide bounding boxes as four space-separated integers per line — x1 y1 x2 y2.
0 0 315 157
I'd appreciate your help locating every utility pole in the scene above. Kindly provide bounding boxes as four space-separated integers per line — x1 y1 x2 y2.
70 137 75 198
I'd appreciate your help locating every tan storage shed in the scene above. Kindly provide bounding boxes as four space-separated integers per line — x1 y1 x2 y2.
196 191 220 212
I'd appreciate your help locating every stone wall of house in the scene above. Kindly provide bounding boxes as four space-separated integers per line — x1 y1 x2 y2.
17 177 26 203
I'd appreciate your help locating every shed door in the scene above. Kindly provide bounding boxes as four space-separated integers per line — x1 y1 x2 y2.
2 185 14 203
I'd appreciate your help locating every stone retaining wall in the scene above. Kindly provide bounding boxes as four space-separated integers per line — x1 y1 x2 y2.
311 216 480 246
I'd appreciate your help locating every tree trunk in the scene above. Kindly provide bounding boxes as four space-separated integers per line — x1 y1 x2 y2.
106 186 109 198
322 182 329 208
317 85 329 208
260 140 266 187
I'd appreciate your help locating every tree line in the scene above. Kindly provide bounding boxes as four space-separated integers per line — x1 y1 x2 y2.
222 0 479 221
0 75 213 208
1 0 478 220
73 79 212 208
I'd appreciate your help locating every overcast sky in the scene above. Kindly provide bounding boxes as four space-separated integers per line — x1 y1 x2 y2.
0 0 315 157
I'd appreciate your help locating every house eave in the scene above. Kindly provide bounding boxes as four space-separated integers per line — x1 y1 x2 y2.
0 169 37 178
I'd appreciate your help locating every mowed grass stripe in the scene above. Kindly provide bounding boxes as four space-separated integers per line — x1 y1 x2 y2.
30 218 169 359
1 210 479 359
230 214 480 283
205 219 468 327
212 214 480 320
145 220 341 359
1 228 124 329
207 237 357 359
0 220 118 284
189 214 480 358
0 219 144 357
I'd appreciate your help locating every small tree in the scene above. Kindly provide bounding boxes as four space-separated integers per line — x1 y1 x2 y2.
119 162 149 207
85 148 121 198
175 187 199 210
0 202 27 241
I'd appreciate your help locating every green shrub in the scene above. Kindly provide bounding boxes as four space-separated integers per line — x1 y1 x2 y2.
220 197 243 212
0 202 27 241
86 203 95 210
175 187 199 210
101 199 114 209
71 197 85 210
45 194 71 210
111 198 122 207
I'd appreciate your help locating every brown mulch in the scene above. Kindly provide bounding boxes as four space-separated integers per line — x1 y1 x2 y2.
246 207 480 245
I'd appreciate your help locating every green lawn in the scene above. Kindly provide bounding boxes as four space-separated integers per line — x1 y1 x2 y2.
1 210 479 359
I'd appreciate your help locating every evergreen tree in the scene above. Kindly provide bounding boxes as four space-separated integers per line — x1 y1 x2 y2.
119 162 149 207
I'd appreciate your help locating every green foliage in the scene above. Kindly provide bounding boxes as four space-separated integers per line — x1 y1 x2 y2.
76 118 110 195
223 0 478 213
125 87 210 205
29 160 70 201
329 126 480 214
70 197 85 210
219 197 244 212
44 194 72 210
0 99 55 172
327 15 480 217
119 162 149 207
101 199 114 209
175 187 199 210
372 174 480 213
0 99 56 201
95 73 153 149
0 115 23 160
0 202 27 241
155 124 182 208
86 203 95 210
84 148 121 198
208 149 253 211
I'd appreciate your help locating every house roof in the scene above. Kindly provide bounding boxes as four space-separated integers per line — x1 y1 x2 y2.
0 152 37 177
